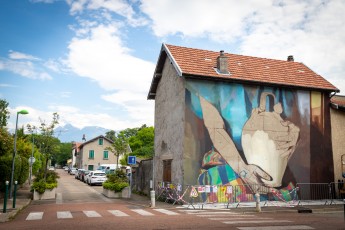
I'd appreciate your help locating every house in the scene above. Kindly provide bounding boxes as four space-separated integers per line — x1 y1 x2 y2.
330 95 345 181
147 43 339 201
75 135 115 171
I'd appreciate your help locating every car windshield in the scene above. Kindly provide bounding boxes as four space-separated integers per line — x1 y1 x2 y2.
94 173 105 176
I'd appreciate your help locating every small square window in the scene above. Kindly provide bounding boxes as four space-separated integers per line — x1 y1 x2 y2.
99 138 103 145
103 150 108 159
89 150 94 159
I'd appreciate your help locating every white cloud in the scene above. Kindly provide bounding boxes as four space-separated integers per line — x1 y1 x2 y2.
0 57 52 80
102 90 154 123
67 0 148 26
7 104 149 132
66 21 155 124
67 23 154 85
140 0 345 94
140 0 264 42
8 50 40 61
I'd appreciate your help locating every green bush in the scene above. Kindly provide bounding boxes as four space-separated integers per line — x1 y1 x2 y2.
103 181 129 192
103 169 129 192
31 170 59 194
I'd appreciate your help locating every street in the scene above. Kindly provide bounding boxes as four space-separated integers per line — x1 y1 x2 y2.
0 169 344 230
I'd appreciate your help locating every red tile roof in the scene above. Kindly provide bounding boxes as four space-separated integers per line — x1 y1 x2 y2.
148 44 339 99
331 95 345 107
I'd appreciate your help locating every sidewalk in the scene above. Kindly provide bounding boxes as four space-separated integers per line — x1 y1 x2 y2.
1 185 344 223
0 182 32 223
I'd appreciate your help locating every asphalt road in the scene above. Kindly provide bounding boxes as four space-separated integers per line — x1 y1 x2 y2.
0 170 344 230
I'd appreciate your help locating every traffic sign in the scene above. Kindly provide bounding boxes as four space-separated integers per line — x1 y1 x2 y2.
28 157 35 165
128 156 136 165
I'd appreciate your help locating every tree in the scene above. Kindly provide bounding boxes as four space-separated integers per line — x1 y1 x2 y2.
106 132 129 170
105 130 116 142
0 99 10 128
129 126 154 158
30 113 59 180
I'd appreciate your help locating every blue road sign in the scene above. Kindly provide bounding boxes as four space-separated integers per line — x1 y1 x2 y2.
128 156 136 165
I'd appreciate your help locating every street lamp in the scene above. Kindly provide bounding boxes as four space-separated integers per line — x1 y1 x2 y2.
9 109 29 199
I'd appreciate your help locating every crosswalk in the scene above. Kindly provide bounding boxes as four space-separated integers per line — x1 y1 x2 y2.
25 208 179 220
24 208 315 229
179 209 315 230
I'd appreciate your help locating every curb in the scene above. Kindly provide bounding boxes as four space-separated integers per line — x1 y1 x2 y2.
0 199 32 223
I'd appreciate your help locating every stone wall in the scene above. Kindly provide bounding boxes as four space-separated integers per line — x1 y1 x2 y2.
132 159 152 195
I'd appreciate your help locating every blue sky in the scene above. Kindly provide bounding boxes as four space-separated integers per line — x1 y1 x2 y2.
1 0 344 135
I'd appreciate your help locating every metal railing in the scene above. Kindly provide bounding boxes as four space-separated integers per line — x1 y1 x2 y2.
155 181 345 208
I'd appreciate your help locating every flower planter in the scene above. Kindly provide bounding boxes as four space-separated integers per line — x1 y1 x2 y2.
102 188 121 198
102 187 130 199
33 188 56 200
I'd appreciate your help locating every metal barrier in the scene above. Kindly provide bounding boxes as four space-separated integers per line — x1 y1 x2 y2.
156 181 344 208
296 182 345 205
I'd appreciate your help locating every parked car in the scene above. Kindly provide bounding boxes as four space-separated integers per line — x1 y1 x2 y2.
86 171 107 186
69 168 77 175
75 169 85 180
80 170 89 182
48 166 55 171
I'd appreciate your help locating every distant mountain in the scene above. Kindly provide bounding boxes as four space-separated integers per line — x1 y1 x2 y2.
55 124 110 143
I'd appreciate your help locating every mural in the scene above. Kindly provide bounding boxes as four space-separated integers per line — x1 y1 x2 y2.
184 80 331 202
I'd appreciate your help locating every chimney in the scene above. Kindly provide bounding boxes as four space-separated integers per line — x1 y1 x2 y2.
287 55 294 62
217 50 229 74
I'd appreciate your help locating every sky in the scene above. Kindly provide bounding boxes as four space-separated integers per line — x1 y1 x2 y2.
1 0 344 135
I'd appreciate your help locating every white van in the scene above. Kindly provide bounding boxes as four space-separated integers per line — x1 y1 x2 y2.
97 164 131 175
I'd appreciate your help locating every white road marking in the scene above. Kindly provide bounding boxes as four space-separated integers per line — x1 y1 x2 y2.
224 220 292 224
209 217 271 220
26 212 43 220
154 209 179 215
131 209 155 216
198 214 255 217
178 210 207 212
108 210 129 217
57 211 73 219
188 211 239 215
83 211 101 217
237 225 315 230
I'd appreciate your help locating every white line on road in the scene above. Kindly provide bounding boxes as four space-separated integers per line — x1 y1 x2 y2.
197 214 255 217
57 211 73 219
108 210 129 217
131 209 155 216
154 209 179 215
83 211 102 217
26 212 44 220
224 220 292 224
209 217 270 220
237 225 315 230
188 211 239 215
178 210 207 212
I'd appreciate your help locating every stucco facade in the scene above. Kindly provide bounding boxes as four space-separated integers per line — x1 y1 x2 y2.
76 135 116 170
154 58 185 185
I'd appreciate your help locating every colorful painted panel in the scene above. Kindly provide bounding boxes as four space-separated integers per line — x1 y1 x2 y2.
184 80 333 202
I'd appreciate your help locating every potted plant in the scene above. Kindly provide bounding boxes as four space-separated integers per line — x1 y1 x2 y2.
102 169 129 198
31 170 59 200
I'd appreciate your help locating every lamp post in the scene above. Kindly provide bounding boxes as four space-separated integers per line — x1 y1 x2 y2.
29 127 36 185
9 109 29 199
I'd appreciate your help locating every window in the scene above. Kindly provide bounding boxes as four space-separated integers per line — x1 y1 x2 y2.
163 159 172 182
89 150 94 159
99 138 103 145
88 165 94 171
103 150 109 159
